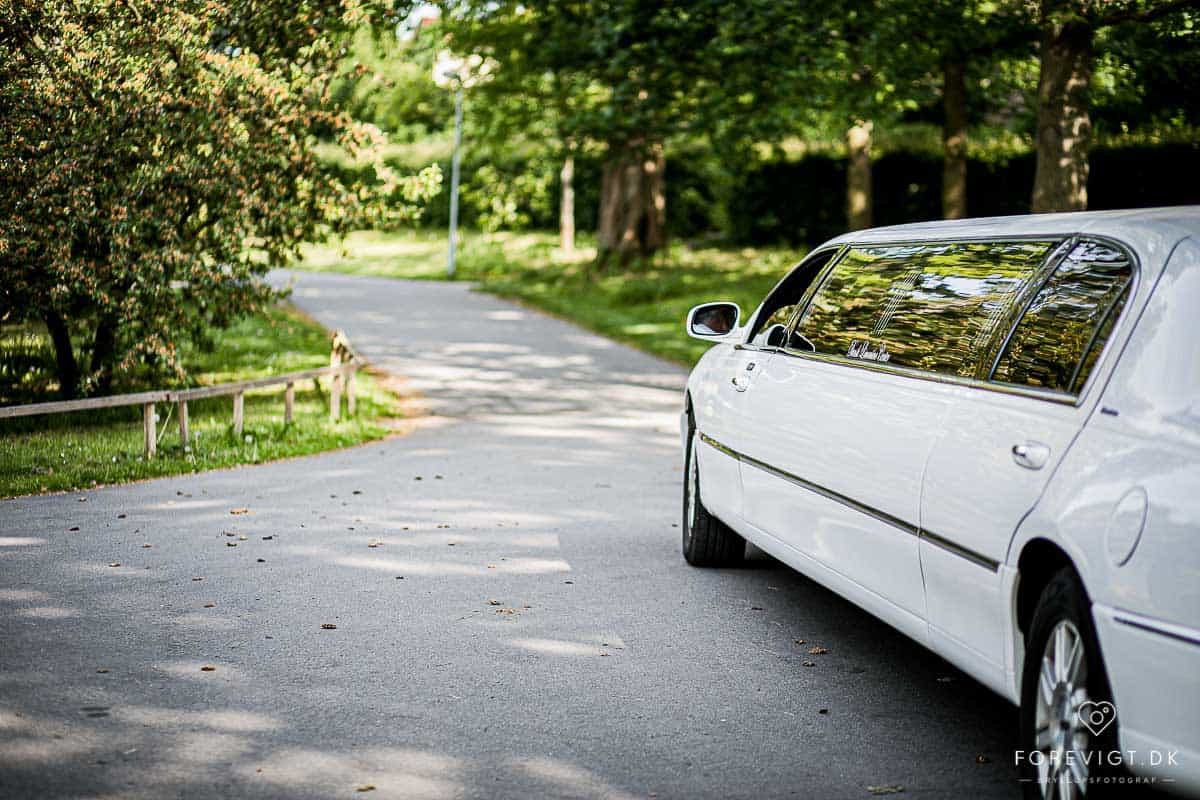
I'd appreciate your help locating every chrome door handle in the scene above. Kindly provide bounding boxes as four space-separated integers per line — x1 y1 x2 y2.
731 361 755 392
1012 441 1051 470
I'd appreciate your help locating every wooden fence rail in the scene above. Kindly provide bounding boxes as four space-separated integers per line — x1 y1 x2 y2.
0 330 362 459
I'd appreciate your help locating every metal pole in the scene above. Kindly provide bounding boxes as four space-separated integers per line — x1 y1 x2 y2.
447 85 464 278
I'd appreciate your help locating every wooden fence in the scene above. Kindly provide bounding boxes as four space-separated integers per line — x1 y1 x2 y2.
0 331 363 458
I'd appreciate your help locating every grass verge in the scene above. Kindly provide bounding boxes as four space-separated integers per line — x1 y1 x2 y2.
0 304 399 498
300 229 806 366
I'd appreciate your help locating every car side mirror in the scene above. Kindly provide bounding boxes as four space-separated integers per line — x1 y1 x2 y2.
686 302 740 340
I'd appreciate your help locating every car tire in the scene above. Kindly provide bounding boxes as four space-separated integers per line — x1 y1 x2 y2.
1019 568 1121 800
682 423 745 567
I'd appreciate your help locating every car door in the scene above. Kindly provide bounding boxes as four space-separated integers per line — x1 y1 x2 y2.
919 238 1137 687
738 239 1061 634
691 249 841 524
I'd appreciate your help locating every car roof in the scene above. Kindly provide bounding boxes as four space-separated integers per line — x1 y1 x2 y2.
824 206 1200 262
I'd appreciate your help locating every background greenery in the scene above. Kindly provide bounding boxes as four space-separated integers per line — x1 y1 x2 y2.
0 304 399 497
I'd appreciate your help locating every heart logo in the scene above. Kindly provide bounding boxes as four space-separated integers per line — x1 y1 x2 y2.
1077 700 1117 737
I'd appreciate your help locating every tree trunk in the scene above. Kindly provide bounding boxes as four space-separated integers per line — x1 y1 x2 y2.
846 121 874 231
559 153 575 253
89 314 118 395
1031 7 1093 213
942 59 968 220
43 309 79 400
596 141 666 269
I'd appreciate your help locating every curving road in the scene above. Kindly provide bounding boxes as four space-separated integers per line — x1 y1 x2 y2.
0 271 1020 799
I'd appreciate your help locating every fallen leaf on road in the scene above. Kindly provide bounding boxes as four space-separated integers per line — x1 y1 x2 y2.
321 623 337 630
200 666 216 672
809 646 829 655
230 508 249 515
866 786 904 795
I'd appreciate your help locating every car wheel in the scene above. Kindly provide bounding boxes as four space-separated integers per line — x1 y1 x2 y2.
1019 568 1119 800
682 424 745 567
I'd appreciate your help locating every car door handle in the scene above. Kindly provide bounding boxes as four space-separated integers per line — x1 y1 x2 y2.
731 361 755 392
1011 441 1051 470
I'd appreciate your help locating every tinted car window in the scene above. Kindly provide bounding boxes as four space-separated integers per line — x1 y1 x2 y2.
992 240 1134 394
746 249 840 348
791 240 1057 377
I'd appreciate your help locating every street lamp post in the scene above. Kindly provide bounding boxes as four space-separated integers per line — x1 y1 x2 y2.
446 77 463 279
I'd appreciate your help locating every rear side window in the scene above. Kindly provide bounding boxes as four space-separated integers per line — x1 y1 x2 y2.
790 240 1057 377
991 240 1134 394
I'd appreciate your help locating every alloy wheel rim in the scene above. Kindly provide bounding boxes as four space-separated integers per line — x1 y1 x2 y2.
1034 619 1091 799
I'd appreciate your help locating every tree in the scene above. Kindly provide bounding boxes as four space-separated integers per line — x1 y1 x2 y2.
1031 0 1200 212
0 0 440 398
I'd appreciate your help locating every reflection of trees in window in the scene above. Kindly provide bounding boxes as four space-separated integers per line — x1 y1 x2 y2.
794 241 1056 378
993 242 1133 393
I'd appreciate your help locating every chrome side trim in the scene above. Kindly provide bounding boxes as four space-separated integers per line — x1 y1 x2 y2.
1113 613 1200 648
698 432 1000 573
919 529 1001 572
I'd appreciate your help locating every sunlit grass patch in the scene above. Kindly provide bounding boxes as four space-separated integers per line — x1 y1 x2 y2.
0 304 400 498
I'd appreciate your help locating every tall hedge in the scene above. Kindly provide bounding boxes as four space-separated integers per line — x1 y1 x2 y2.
335 141 1200 247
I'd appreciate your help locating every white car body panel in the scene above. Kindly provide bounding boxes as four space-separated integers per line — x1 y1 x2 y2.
685 208 1200 794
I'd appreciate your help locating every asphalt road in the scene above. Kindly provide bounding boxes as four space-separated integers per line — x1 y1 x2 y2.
0 271 1021 799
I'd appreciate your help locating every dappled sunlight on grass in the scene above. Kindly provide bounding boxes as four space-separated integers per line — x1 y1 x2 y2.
0 303 403 497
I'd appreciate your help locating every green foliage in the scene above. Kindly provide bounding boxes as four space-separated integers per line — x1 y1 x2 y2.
0 0 440 400
330 26 453 140
0 303 399 497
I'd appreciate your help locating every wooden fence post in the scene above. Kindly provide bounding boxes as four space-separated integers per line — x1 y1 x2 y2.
233 391 244 436
143 402 156 459
329 337 342 422
284 381 294 424
346 366 356 417
178 400 190 447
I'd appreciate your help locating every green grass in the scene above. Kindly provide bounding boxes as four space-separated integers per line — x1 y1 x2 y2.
300 229 806 366
0 304 400 498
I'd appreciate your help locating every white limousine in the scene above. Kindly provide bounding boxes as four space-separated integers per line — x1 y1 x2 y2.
681 208 1199 799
